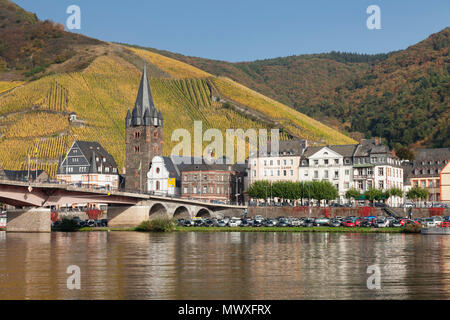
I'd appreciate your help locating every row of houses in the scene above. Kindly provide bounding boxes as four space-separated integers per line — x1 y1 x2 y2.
249 138 405 205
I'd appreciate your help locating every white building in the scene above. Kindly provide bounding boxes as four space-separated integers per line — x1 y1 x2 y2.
352 140 404 206
57 141 119 190
249 140 307 185
299 145 357 203
147 156 181 197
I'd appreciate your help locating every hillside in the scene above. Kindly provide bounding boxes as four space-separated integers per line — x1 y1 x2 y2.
140 29 449 149
0 0 354 178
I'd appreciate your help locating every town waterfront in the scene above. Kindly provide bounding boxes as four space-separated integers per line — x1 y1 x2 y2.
1 231 450 300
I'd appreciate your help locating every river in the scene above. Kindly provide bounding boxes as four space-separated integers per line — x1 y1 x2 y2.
0 231 449 300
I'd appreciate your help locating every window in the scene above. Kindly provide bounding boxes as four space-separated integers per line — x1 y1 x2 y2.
134 131 140 139
324 159 329 165
283 160 287 165
193 186 197 194
324 170 329 178
134 146 140 153
270 160 273 166
264 170 267 176
103 158 106 162
358 181 363 190
253 170 256 177
264 160 267 166
270 170 273 176
378 168 384 176
156 181 160 190
314 160 319 165
345 182 350 189
277 170 280 176
334 159 339 165
105 167 110 173
253 160 256 166
283 170 287 176
290 170 294 176
314 171 319 178
277 160 280 165
345 159 350 164
156 167 160 174
113 168 117 173
153 131 158 139
203 186 207 194
345 169 350 175
290 159 294 165
379 181 384 189
334 171 339 179
183 187 188 194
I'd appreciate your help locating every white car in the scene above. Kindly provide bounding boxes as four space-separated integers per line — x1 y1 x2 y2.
374 219 390 228
254 215 264 223
229 219 241 227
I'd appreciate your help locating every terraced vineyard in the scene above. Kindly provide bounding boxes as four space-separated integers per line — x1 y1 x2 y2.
0 47 354 178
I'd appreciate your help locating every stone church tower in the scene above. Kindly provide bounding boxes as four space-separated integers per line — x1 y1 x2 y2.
125 65 163 192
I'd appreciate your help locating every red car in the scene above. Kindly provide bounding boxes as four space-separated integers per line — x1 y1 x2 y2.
400 219 420 226
343 220 356 227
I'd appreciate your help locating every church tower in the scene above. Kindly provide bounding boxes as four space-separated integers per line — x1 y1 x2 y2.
125 65 163 192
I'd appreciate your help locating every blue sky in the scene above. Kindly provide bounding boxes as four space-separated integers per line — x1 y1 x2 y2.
14 0 450 62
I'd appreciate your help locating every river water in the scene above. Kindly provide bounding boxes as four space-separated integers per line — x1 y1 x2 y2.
0 231 449 300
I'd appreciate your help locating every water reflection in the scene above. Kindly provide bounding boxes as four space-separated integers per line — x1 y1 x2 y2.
0 231 449 300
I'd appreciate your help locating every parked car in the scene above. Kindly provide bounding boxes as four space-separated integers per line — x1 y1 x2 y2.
216 220 227 227
183 220 195 227
390 220 402 227
329 219 342 227
359 220 372 228
254 215 264 223
342 220 356 227
303 218 315 227
374 219 389 228
314 217 330 226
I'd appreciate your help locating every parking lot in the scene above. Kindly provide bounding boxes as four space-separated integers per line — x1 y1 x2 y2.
178 215 450 228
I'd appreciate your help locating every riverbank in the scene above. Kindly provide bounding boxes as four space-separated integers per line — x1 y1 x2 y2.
73 226 409 233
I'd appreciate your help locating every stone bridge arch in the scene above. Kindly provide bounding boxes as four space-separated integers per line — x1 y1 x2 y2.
149 203 169 219
196 208 211 218
173 206 191 219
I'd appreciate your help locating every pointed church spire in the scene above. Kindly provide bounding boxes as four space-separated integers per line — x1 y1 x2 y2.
128 62 163 127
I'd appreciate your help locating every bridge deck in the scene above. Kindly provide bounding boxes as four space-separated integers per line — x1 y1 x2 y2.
0 180 247 209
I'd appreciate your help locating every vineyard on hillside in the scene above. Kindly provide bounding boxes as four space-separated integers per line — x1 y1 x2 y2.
0 49 354 178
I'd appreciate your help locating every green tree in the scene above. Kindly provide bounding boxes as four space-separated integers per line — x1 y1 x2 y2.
247 180 271 200
364 187 384 204
345 188 361 201
406 186 429 204
395 146 415 161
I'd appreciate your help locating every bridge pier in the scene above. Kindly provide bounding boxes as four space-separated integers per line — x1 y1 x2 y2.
6 208 51 233
107 205 150 228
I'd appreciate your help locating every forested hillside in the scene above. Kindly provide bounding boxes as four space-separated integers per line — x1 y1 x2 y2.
142 28 449 149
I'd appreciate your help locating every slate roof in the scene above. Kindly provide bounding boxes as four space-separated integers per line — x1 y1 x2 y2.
265 139 308 156
302 144 357 158
58 141 118 175
408 148 450 178
126 65 163 127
